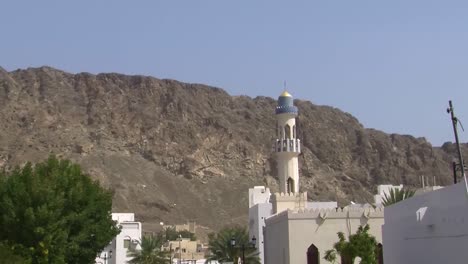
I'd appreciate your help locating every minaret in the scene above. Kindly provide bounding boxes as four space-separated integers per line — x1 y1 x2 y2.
275 91 301 193
271 91 307 213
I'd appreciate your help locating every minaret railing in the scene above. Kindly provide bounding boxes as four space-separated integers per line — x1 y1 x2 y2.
274 139 301 153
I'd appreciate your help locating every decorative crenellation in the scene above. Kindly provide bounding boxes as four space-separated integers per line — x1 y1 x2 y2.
273 192 308 198
271 192 308 214
290 207 385 219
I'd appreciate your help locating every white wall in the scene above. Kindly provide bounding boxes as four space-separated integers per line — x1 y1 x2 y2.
307 201 338 209
374 184 403 205
112 213 135 223
96 213 142 264
264 212 290 264
265 209 384 264
114 222 142 264
249 203 273 264
383 181 468 264
249 186 271 208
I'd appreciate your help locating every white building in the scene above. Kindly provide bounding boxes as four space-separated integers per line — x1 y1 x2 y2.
383 179 468 264
373 184 403 206
248 187 273 264
96 213 142 264
249 91 384 264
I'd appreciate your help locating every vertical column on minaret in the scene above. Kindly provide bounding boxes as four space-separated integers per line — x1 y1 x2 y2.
275 91 301 194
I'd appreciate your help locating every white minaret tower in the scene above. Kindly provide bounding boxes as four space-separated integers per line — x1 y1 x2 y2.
271 91 307 213
275 91 301 193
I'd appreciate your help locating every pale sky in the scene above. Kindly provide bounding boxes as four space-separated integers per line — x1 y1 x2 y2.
1 0 468 146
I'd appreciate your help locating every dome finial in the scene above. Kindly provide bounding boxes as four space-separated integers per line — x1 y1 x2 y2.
280 90 292 97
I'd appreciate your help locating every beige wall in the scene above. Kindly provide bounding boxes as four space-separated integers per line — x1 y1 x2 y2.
163 239 204 260
271 192 307 214
265 209 384 264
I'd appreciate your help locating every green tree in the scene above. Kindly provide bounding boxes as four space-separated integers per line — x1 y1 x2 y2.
178 230 197 241
324 225 378 264
206 226 259 264
0 242 31 264
0 156 120 264
382 188 415 207
127 234 170 264
164 226 196 241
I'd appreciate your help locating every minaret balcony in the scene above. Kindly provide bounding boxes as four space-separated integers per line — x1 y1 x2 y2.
274 139 301 153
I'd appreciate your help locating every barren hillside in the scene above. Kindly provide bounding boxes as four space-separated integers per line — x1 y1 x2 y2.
0 66 465 230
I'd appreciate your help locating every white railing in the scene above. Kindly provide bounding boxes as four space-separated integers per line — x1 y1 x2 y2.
274 139 301 153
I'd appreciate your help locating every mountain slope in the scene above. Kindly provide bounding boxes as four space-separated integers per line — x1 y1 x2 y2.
0 66 465 230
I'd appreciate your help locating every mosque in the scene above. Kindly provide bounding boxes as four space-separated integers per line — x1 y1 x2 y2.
248 91 384 264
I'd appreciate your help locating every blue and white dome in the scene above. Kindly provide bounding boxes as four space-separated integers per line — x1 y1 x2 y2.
275 91 298 115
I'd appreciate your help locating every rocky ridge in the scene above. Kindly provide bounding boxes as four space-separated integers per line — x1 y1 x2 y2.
0 66 466 230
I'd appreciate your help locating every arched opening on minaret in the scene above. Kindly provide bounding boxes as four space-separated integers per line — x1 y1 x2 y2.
306 244 319 264
279 124 285 139
285 124 291 139
287 178 295 193
293 125 296 139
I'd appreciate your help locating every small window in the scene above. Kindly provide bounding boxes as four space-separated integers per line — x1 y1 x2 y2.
182 248 186 253
124 239 131 248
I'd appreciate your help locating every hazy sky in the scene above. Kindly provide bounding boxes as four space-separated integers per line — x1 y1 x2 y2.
2 1 468 146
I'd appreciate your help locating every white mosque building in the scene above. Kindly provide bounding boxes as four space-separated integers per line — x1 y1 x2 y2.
248 91 385 264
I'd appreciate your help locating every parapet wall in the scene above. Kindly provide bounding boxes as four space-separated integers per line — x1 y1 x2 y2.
272 192 308 199
266 206 384 225
271 192 308 213
291 206 384 219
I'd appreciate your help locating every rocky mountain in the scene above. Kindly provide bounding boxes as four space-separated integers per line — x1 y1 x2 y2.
0 66 466 231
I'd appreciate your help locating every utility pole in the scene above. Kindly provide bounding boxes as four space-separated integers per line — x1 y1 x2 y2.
447 100 465 182
453 161 458 184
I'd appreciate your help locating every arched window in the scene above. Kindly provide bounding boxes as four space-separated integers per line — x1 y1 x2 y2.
293 125 296 139
307 244 319 264
287 178 295 193
285 124 291 139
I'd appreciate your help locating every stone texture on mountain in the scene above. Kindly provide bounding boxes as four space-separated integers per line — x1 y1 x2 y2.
0 66 466 230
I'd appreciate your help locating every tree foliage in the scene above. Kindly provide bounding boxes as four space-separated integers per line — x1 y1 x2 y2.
164 226 196 241
0 242 31 264
324 224 378 264
0 156 120 264
382 188 415 207
206 226 259 264
128 234 170 264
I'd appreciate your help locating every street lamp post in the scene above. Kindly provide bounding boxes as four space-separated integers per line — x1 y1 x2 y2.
97 250 112 264
168 242 173 264
178 234 182 264
230 236 257 264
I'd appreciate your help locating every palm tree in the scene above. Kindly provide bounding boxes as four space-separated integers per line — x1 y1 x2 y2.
128 234 170 264
205 226 259 264
382 188 415 207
